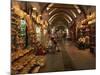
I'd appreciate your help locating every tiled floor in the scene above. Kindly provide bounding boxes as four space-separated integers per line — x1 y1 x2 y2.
39 40 96 72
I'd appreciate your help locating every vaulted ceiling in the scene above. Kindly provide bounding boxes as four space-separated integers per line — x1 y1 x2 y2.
12 0 96 29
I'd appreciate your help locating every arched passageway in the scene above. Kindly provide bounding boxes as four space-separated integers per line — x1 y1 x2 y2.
11 0 96 74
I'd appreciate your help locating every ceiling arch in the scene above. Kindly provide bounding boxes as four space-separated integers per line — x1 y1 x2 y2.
45 3 81 13
49 15 69 25
49 8 77 19
43 3 82 14
49 13 70 23
49 12 74 24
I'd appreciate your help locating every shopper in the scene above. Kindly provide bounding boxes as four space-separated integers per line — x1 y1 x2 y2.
35 43 46 56
85 35 90 48
78 36 86 49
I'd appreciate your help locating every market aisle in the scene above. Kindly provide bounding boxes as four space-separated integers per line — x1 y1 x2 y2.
39 52 65 72
39 40 75 72
58 41 75 70
63 40 96 70
39 40 95 72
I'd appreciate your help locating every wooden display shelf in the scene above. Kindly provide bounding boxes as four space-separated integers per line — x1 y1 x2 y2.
19 58 37 74
11 21 19 25
12 51 35 71
11 49 32 62
11 17 20 23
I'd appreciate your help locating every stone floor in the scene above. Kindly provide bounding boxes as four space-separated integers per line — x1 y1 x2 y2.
39 40 96 73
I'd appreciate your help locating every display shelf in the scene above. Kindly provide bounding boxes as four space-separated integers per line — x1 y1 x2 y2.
12 50 35 71
11 49 32 62
11 48 46 74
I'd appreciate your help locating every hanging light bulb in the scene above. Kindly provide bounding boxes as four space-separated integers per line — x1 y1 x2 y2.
46 7 50 10
33 7 37 10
